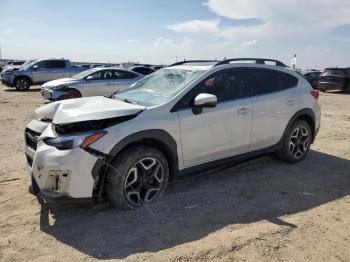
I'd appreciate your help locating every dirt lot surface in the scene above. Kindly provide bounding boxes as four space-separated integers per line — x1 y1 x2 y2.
0 85 349 262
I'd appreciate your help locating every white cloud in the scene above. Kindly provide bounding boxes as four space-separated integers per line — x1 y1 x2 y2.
165 18 220 34
160 0 350 68
152 37 174 49
126 39 137 42
240 39 258 48
203 0 257 19
203 0 350 27
152 37 194 49
3 28 14 34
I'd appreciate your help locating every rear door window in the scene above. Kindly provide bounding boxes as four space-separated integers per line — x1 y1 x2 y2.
248 68 298 96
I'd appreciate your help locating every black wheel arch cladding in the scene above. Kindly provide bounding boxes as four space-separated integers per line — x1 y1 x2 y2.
107 129 178 176
90 129 179 197
281 108 316 144
14 75 32 85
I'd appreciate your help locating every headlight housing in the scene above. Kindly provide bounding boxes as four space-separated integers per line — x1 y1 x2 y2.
43 131 106 150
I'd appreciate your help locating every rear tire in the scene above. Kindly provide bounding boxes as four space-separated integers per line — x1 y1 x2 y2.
14 77 30 91
105 145 169 210
276 120 312 163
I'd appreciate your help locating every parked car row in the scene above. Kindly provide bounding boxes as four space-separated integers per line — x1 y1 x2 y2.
1 59 86 90
75 63 164 75
41 67 143 100
302 67 350 93
1 59 164 98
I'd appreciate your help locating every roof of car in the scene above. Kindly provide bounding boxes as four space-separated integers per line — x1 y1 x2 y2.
169 64 215 71
90 66 143 75
168 58 288 72
128 65 153 69
325 67 348 70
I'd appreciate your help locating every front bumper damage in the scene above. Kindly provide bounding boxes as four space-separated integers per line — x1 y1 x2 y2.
25 98 144 203
25 119 99 203
29 175 93 203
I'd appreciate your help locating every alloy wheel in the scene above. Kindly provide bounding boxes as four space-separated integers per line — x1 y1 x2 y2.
124 157 165 205
289 126 310 159
16 79 28 90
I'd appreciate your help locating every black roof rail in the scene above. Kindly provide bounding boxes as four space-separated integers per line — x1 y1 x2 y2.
214 58 287 67
169 60 220 67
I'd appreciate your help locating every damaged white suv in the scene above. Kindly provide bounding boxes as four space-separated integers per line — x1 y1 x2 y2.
25 59 321 209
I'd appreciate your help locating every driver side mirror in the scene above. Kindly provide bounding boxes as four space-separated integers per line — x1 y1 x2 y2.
86 76 93 81
192 93 217 115
32 65 39 70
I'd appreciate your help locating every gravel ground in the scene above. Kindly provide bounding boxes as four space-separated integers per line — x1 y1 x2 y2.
0 85 349 262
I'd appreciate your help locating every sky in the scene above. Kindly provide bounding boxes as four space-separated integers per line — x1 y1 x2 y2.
1 0 350 69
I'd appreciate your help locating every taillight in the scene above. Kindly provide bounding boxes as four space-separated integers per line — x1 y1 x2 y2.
310 90 319 100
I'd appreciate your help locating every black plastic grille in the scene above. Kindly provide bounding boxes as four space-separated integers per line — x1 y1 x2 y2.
26 154 33 167
25 128 40 151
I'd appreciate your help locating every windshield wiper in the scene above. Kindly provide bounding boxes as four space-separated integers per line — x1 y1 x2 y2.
106 89 121 99
122 98 135 104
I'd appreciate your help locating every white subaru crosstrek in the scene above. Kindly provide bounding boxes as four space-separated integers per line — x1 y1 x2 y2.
24 58 321 209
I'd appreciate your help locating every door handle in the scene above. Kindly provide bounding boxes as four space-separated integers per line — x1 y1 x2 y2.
286 100 295 106
237 107 250 115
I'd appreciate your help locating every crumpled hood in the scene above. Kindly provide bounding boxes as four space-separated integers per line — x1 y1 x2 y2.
35 96 145 124
42 78 78 89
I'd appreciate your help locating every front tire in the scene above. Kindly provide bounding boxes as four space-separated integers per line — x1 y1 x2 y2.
105 145 169 210
276 120 312 163
14 77 30 91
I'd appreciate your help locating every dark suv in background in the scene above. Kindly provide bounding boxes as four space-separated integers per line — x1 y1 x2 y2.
304 70 321 89
318 68 350 93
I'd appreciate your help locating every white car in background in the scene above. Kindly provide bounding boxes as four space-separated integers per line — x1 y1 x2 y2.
41 67 143 101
